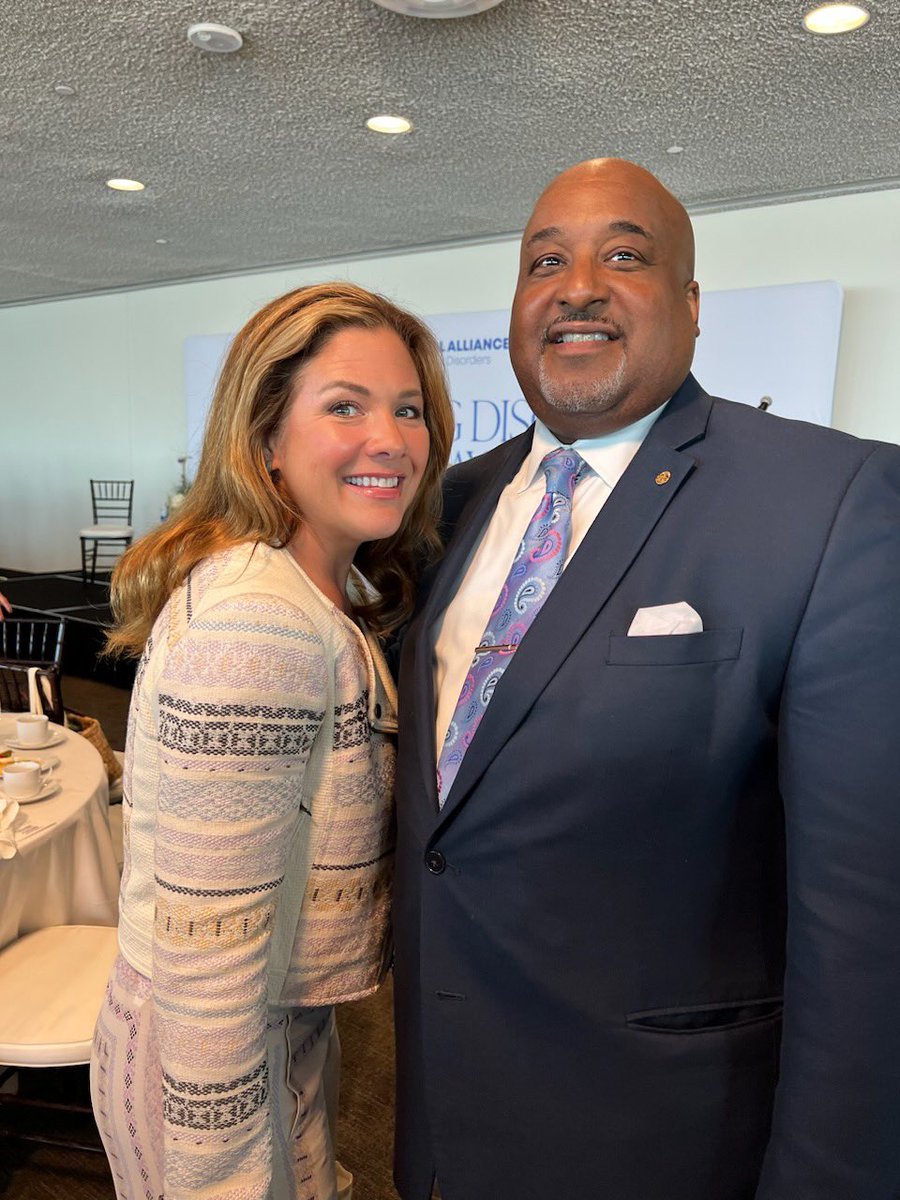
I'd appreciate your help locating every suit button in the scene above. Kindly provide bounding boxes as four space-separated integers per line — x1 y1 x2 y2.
425 850 446 874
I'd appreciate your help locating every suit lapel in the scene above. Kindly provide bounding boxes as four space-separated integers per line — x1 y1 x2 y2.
421 432 535 631
437 376 713 824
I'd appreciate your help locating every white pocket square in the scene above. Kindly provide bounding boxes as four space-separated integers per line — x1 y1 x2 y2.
627 602 703 636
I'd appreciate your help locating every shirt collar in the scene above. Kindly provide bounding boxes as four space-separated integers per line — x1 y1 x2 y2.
518 400 669 493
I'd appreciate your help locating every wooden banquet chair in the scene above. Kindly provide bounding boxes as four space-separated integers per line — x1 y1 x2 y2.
0 618 67 724
0 662 65 724
0 925 119 1152
0 617 65 667
79 478 134 585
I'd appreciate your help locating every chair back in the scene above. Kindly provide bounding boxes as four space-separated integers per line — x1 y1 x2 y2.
0 618 65 667
90 479 134 526
0 663 65 725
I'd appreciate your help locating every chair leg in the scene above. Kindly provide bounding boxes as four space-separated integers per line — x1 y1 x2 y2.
0 1068 104 1153
80 537 99 586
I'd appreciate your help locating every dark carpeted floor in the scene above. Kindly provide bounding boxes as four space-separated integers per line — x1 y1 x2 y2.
0 675 400 1200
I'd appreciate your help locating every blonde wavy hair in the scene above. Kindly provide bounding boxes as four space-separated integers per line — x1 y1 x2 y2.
107 282 454 657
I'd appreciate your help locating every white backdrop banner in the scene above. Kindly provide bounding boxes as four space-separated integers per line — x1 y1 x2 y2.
185 280 842 474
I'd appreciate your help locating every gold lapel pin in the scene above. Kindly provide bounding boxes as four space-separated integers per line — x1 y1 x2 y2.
655 470 672 486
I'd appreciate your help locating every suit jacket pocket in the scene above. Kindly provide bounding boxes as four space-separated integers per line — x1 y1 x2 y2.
626 995 782 1034
607 627 743 666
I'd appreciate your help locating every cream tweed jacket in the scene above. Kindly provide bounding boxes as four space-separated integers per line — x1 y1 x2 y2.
117 541 396 1195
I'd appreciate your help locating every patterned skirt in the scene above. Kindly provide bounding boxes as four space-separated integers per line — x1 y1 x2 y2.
90 953 349 1200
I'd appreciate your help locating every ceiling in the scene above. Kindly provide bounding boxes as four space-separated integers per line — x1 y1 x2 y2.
3 0 898 307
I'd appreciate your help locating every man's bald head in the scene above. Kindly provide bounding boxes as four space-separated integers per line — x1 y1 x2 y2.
545 158 696 277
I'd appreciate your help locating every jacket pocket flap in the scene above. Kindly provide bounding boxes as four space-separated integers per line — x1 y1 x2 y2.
627 995 783 1034
607 627 743 666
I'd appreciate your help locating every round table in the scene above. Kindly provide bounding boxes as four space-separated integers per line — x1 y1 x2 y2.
0 717 120 951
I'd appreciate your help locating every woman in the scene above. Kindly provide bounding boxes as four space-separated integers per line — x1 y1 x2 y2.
90 282 454 1200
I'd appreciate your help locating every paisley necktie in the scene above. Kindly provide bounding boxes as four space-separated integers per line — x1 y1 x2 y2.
437 447 588 807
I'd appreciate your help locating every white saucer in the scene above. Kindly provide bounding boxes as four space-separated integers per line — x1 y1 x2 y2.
3 730 66 751
3 780 60 805
0 754 60 771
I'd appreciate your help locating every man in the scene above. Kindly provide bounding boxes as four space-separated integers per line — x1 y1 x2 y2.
392 158 900 1200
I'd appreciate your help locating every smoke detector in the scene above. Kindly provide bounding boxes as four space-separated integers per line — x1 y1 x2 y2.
187 22 243 53
371 0 504 17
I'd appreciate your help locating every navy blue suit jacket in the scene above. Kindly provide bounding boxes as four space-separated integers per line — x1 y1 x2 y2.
392 375 900 1200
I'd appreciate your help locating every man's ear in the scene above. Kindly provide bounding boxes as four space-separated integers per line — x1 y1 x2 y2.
685 280 700 337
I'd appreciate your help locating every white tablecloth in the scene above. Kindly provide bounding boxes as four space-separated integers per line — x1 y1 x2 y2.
0 718 120 951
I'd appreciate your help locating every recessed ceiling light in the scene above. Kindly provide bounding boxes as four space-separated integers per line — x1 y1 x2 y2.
371 0 504 17
106 178 145 192
802 3 870 34
366 114 413 134
666 144 684 154
187 22 243 53
155 238 169 245
53 84 77 96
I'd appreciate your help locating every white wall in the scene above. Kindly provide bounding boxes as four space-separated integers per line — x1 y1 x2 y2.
3 186 899 571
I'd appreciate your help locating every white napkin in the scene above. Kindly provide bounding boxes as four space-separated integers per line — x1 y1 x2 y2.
0 796 20 859
627 601 703 636
27 666 43 716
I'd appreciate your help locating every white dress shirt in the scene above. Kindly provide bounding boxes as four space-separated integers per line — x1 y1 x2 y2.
434 404 667 755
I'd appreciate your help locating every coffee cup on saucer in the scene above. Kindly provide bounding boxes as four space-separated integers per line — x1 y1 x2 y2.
15 714 50 746
2 760 49 800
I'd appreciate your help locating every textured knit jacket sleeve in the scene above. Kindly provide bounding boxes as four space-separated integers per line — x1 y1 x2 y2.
151 588 327 1200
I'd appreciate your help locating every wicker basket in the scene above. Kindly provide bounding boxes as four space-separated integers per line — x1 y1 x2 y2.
66 711 123 784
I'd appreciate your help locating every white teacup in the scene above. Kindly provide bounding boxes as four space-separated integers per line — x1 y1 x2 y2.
2 760 51 800
15 714 50 746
